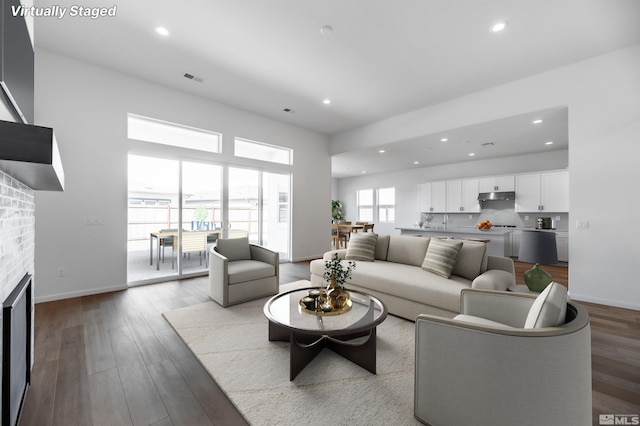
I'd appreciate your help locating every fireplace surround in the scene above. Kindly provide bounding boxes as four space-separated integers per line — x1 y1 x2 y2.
1 273 32 426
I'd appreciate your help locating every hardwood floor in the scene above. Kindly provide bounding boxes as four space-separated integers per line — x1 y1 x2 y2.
20 262 639 425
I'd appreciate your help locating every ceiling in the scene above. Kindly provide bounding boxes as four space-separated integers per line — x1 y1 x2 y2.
33 0 640 176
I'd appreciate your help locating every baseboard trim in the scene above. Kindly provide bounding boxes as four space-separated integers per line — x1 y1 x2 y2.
569 293 640 312
35 284 127 304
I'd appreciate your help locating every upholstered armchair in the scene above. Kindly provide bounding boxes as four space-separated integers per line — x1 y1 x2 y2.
209 237 279 307
414 283 592 426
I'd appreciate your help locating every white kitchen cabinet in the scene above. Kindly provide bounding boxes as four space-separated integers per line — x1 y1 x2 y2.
515 170 569 212
479 175 515 192
511 230 521 257
419 181 446 213
541 171 569 212
556 231 569 262
446 178 479 213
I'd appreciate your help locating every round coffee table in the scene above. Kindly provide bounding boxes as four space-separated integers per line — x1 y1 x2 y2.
263 287 388 380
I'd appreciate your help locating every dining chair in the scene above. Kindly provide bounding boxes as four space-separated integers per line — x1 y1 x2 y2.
332 223 349 249
172 232 208 268
363 223 375 233
159 229 177 262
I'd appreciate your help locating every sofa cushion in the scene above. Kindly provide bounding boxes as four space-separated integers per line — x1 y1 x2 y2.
386 235 431 267
452 240 488 280
216 237 251 261
344 260 471 313
454 314 514 329
421 238 463 278
524 282 567 328
227 260 275 285
374 234 390 260
346 233 378 261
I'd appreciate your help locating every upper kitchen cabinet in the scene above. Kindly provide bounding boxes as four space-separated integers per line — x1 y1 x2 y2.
446 178 480 213
515 170 569 212
478 175 515 193
419 181 446 213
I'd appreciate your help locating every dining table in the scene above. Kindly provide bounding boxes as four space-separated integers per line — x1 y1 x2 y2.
149 229 222 270
331 223 365 249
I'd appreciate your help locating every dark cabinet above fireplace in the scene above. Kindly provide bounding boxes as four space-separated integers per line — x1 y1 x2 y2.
0 120 64 191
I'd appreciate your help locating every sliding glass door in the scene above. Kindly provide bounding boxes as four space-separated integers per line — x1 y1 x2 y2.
181 161 223 275
228 167 259 242
127 156 290 285
127 155 180 283
262 171 290 258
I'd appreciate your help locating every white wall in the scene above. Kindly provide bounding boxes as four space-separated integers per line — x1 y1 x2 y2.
332 44 640 311
34 49 330 302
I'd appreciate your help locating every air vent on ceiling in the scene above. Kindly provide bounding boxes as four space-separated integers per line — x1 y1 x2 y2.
184 73 204 83
481 142 495 147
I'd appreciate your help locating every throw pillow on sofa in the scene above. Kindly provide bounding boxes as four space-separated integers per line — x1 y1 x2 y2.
421 238 464 278
346 233 378 261
452 240 488 280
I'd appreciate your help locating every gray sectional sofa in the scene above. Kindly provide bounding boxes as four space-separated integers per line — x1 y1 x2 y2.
310 234 516 321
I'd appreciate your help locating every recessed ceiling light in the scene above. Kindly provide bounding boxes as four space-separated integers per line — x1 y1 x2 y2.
414 161 420 165
440 138 448 142
155 26 170 36
468 153 476 156
545 141 554 145
378 150 386 153
362 171 367 174
532 119 543 124
320 25 333 35
323 99 331 105
492 21 507 32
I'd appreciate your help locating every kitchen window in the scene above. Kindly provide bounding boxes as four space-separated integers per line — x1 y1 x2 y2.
357 189 374 222
378 187 395 223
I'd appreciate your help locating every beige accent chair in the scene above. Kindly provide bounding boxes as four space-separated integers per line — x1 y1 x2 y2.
209 237 279 307
414 283 591 426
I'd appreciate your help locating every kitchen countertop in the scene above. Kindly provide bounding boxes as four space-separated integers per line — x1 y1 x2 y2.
397 226 515 236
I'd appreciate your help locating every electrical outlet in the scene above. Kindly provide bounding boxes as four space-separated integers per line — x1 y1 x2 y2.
555 216 561 221
57 267 65 277
524 215 529 221
86 217 104 226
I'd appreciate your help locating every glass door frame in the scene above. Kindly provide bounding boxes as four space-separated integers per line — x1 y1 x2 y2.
128 155 291 286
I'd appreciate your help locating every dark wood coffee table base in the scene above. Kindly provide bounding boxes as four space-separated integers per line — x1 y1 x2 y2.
268 321 377 381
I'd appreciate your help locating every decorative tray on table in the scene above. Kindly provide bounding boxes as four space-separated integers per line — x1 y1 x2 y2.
298 298 352 316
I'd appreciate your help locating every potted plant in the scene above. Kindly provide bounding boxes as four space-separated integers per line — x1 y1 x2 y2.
194 205 208 230
323 253 356 309
331 200 344 223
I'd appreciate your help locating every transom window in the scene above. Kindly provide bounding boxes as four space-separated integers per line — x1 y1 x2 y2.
127 113 221 153
234 137 293 165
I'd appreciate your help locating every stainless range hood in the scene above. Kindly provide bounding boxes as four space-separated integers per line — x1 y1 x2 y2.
0 120 64 191
477 191 515 201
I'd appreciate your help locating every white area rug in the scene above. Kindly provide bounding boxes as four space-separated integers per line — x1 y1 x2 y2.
163 281 421 426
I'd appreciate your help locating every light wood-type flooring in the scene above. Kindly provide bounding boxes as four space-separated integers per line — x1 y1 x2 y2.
19 261 639 426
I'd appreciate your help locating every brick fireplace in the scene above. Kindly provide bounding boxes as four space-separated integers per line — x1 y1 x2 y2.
0 170 35 426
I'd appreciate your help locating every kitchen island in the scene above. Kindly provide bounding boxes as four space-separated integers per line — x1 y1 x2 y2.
397 226 513 257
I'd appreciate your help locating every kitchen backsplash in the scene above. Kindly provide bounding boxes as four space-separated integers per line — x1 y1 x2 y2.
420 200 569 231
